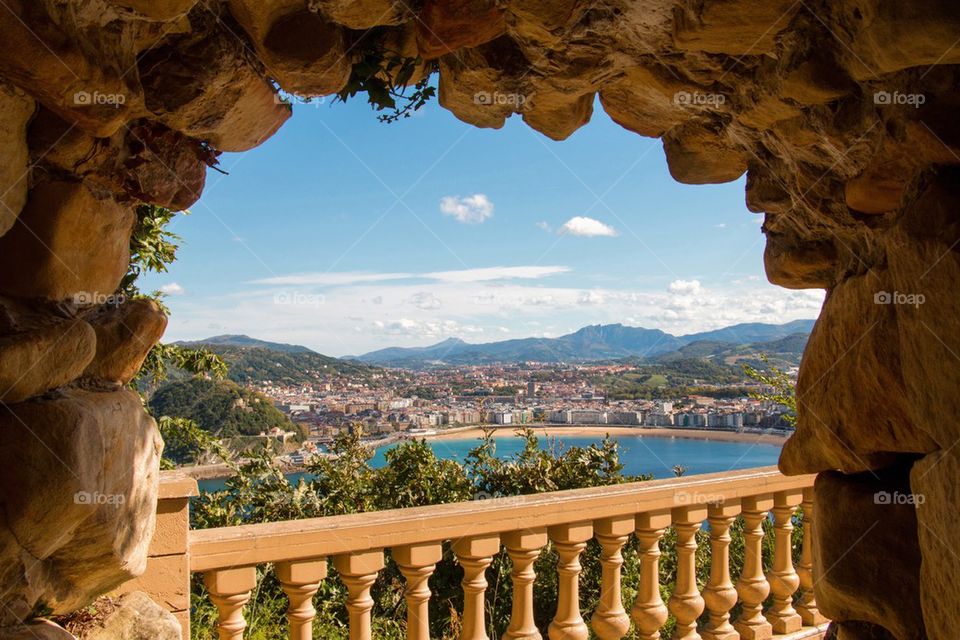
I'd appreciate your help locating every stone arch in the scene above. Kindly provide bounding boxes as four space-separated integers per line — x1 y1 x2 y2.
0 1 958 637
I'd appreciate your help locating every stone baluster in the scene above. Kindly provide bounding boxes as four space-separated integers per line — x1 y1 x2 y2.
631 510 671 640
796 487 826 626
334 550 385 640
702 501 740 640
452 534 501 640
669 506 706 640
277 559 326 640
395 543 443 640
502 528 548 640
204 566 257 640
547 522 593 640
734 496 773 640
765 491 803 634
591 516 633 640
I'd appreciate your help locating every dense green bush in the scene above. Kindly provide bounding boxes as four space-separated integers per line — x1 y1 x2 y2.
187 430 802 639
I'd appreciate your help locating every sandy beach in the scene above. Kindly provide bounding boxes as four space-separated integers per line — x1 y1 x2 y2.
429 424 790 446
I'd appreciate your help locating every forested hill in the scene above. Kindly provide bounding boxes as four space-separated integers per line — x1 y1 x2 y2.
175 335 377 386
149 377 296 438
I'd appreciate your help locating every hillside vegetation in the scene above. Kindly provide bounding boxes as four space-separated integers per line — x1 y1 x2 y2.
149 377 296 439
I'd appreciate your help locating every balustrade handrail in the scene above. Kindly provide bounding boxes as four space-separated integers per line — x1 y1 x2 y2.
189 465 814 572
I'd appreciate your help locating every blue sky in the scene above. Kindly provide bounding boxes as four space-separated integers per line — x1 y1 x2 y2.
143 94 824 356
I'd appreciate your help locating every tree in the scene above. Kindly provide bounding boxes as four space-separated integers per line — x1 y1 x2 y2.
742 354 797 427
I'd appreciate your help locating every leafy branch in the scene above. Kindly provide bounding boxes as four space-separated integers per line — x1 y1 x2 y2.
742 354 797 427
335 44 437 123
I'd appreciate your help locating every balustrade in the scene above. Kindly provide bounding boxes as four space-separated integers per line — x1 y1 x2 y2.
179 467 829 640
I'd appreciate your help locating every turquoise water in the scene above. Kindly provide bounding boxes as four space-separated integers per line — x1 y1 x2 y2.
197 434 782 493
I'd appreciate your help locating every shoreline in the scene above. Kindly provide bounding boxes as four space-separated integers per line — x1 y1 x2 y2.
429 425 789 445
181 425 787 481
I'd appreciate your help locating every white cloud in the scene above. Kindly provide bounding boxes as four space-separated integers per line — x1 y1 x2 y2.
536 221 552 232
251 265 568 287
714 223 727 229
159 282 185 295
409 292 442 310
558 216 618 237
440 194 494 224
426 265 569 282
252 272 411 286
577 291 605 305
668 279 701 295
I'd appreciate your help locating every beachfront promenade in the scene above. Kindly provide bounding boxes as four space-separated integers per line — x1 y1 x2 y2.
133 467 827 640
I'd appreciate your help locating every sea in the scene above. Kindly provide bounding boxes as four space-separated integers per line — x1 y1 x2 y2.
196 433 782 493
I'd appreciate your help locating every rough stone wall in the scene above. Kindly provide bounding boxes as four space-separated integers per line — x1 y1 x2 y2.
0 0 957 636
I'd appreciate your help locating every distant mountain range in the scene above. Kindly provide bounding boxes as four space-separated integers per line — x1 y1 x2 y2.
352 320 815 367
176 334 316 354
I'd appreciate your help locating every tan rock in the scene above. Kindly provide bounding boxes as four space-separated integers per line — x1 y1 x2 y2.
416 0 507 59
780 274 938 475
85 592 181 640
0 388 162 615
780 55 854 105
138 31 291 152
106 0 198 21
83 299 167 384
0 620 76 639
763 224 838 288
438 42 528 130
0 3 142 137
0 318 96 404
313 0 408 29
813 469 926 640
522 90 593 141
662 126 747 185
29 111 206 211
0 181 133 301
673 0 798 56
229 1 351 97
0 84 34 237
885 172 960 452
599 66 693 139
911 449 960 640
842 1 960 80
